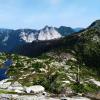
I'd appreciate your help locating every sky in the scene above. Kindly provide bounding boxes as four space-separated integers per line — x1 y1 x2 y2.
0 0 100 29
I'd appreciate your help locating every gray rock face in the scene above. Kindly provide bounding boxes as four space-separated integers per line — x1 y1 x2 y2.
0 79 11 89
0 94 91 100
0 94 45 100
25 85 45 93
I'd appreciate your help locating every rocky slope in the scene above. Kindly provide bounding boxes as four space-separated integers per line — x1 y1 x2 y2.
0 51 100 99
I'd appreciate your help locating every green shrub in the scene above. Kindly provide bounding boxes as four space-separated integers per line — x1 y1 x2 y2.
84 83 100 93
71 82 85 93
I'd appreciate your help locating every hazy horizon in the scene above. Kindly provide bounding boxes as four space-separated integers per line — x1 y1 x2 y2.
0 0 100 29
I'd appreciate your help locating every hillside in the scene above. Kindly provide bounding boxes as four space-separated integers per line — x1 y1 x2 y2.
0 50 100 99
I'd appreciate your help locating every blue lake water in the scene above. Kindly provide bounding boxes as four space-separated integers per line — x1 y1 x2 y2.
0 59 13 80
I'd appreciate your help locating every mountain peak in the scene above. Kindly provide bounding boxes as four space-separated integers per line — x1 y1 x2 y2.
89 20 100 28
38 26 61 40
43 25 51 30
59 26 72 29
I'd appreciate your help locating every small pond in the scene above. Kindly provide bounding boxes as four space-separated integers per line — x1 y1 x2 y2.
0 59 13 80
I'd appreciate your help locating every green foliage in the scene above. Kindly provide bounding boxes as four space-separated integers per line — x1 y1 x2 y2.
71 82 85 93
32 62 44 72
75 29 100 78
71 82 100 94
84 83 100 93
32 69 66 94
0 90 16 94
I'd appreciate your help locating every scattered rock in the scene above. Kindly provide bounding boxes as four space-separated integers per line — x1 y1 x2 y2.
90 79 100 86
0 79 11 89
25 85 45 93
60 96 90 100
8 81 25 93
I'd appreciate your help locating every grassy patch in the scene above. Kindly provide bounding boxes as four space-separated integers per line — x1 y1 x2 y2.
0 90 17 94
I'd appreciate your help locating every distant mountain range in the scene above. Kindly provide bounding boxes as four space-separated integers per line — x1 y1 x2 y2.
12 20 100 64
0 26 83 52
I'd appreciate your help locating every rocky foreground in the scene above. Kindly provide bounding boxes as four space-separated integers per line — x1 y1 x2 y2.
0 79 100 100
0 80 90 100
0 94 91 100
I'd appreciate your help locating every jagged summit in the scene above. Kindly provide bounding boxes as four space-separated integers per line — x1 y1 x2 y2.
38 26 61 40
43 25 51 30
